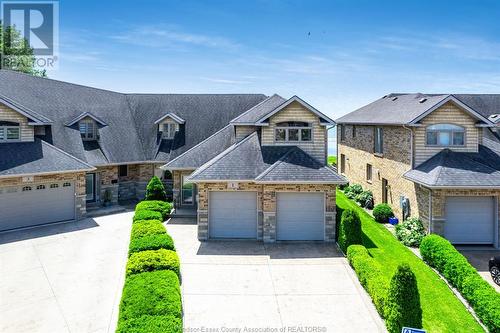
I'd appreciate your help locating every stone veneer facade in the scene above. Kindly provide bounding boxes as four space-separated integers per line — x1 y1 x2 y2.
0 172 87 219
196 182 337 242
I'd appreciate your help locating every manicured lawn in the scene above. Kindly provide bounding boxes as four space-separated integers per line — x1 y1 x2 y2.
328 155 337 165
337 190 484 333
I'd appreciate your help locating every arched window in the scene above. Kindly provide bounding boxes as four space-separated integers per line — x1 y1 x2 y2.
275 122 312 142
426 124 465 146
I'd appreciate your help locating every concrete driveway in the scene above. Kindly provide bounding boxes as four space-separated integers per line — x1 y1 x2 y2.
167 218 385 333
0 212 133 333
457 246 500 292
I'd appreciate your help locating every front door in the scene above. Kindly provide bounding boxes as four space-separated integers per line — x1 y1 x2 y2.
85 173 96 202
181 175 194 205
382 178 388 203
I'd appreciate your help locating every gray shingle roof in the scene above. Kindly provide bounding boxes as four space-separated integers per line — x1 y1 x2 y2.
403 145 500 187
188 132 346 183
230 94 286 124
0 139 95 177
163 124 234 169
336 93 500 125
0 70 267 165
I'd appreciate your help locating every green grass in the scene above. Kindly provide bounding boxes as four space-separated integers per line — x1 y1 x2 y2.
337 190 484 333
328 155 337 165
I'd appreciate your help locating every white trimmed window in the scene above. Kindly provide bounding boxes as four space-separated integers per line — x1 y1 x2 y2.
79 120 96 140
162 123 177 139
274 121 312 142
426 124 465 146
0 122 21 142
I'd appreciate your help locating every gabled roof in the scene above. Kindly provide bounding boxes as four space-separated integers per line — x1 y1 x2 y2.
162 124 234 170
154 113 185 124
65 112 108 126
188 132 346 184
230 94 287 124
0 94 52 124
0 139 95 177
336 93 498 126
255 95 336 126
403 145 500 188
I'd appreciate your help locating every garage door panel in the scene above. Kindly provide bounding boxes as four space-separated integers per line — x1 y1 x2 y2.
445 196 495 244
277 192 324 241
0 182 75 231
209 191 257 239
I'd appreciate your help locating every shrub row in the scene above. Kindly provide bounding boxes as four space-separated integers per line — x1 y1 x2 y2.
116 178 181 332
343 184 374 209
420 235 500 332
338 208 362 253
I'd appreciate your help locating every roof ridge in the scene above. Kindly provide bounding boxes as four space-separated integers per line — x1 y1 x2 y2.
229 94 279 123
254 146 296 180
188 131 258 179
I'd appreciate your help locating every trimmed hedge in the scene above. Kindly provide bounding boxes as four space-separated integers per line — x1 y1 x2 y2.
130 220 165 240
129 233 175 256
420 235 500 332
116 315 182 333
118 270 182 321
126 249 180 277
145 176 167 201
135 200 172 220
338 209 362 253
373 203 394 223
385 263 422 333
347 245 388 316
133 210 163 223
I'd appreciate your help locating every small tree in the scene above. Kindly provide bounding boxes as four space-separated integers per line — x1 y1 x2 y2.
385 263 422 333
338 208 363 253
145 176 167 201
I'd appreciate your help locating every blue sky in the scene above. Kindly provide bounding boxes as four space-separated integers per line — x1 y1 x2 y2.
50 0 500 154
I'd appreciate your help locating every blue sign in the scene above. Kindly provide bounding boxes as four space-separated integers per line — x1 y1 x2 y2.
402 328 426 333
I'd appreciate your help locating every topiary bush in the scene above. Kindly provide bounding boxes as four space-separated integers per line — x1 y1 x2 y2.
133 210 163 222
373 203 394 223
145 176 167 201
118 270 182 321
129 233 175 256
420 234 500 332
116 315 182 333
130 220 166 240
126 249 180 277
385 263 422 333
135 200 172 220
355 190 374 209
338 209 363 253
347 245 388 316
395 217 426 247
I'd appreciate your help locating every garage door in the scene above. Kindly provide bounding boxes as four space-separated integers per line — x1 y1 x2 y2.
209 191 257 239
445 196 495 244
0 182 75 232
277 192 325 241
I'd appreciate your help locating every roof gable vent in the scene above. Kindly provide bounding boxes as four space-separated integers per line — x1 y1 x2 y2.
419 98 428 103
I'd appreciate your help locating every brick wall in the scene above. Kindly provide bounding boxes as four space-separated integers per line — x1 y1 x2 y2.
196 181 336 242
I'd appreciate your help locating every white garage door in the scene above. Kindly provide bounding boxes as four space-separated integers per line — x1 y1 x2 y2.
209 191 257 239
277 192 325 241
0 182 75 232
445 196 495 244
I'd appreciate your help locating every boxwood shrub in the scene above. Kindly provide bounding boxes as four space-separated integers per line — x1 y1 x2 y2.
373 203 394 223
385 263 422 333
126 249 180 277
420 235 500 332
338 208 362 253
129 233 175 256
347 245 388 316
116 315 182 333
118 270 182 322
135 200 172 220
130 220 165 240
133 209 163 222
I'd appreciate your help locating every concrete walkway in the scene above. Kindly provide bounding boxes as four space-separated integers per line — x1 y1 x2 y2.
167 218 385 333
0 212 133 333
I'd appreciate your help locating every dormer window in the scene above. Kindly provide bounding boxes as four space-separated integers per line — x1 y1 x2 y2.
0 121 20 142
79 119 96 140
162 123 178 139
426 124 465 146
275 121 312 142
